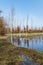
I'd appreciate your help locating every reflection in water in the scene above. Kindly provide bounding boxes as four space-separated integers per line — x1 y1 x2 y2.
27 39 29 48
24 39 26 44
32 39 33 49
18 38 21 46
35 38 37 43
23 39 26 47
39 37 41 42
42 37 43 41
13 37 21 47
13 37 43 53
21 39 29 48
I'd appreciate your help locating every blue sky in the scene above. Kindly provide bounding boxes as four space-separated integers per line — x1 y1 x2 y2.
0 0 43 29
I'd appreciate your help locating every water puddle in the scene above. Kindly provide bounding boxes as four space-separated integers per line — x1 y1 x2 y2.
19 55 39 65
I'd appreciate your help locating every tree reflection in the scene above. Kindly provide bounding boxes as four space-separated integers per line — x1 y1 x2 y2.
24 39 29 48
32 39 33 49
27 39 29 48
17 38 21 46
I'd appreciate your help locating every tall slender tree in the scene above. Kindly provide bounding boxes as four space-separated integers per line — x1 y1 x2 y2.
0 11 6 35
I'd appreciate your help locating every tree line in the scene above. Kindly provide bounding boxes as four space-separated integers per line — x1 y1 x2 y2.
0 14 43 36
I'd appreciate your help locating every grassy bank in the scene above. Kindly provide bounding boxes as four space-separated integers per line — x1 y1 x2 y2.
7 33 43 39
0 40 43 65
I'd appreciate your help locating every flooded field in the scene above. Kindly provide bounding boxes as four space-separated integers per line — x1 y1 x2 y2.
13 36 43 53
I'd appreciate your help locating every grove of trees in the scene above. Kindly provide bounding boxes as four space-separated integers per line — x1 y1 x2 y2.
0 16 6 35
